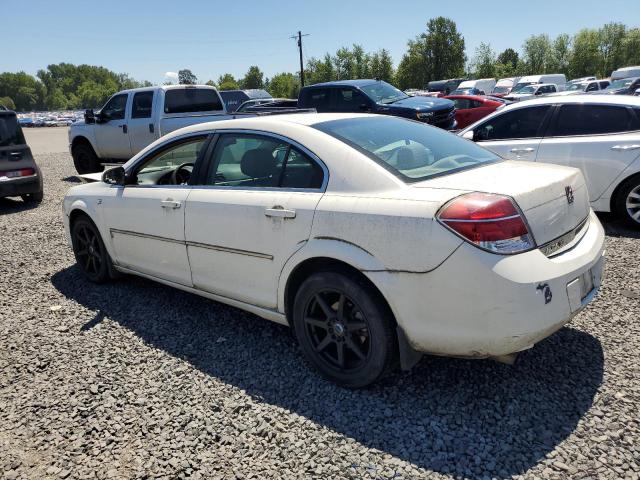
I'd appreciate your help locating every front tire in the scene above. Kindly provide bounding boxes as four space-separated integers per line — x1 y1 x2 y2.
614 175 640 228
292 271 397 388
72 143 102 174
71 217 112 283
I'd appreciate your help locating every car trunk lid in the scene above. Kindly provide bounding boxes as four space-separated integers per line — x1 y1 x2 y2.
413 160 590 246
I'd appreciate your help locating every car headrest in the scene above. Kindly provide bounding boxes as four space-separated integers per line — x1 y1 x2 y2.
396 146 420 170
240 149 277 178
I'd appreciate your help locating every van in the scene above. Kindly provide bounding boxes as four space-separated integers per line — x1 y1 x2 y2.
491 77 520 96
452 78 496 95
426 78 466 96
611 66 640 81
512 74 567 92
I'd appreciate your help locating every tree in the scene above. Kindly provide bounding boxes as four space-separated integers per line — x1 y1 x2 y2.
395 17 465 89
598 23 626 77
0 97 15 110
497 48 519 69
306 54 335 85
522 34 552 73
178 69 197 85
240 66 264 89
622 28 640 66
205 80 216 87
216 73 239 90
266 72 300 98
471 42 496 78
369 49 394 82
569 29 601 78
548 34 571 75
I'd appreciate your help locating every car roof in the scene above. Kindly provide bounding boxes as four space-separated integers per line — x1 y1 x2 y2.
501 94 640 109
304 79 380 88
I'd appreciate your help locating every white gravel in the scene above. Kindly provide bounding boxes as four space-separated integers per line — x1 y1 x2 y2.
1 151 639 480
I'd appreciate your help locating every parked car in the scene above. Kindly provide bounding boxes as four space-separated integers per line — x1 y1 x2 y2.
69 85 236 174
444 95 506 129
297 80 457 129
566 76 597 87
451 79 496 96
491 77 520 97
219 89 272 113
236 98 291 112
599 77 640 96
63 113 604 387
611 66 640 81
458 95 640 226
0 109 43 204
427 78 466 96
512 74 567 92
505 83 558 101
552 80 610 96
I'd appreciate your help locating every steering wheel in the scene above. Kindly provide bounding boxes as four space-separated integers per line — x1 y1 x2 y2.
171 162 194 185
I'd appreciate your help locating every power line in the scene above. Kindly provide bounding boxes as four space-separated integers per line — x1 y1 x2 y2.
290 31 310 86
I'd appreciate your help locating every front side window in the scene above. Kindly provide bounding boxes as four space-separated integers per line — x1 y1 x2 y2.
164 88 223 114
132 137 207 185
474 106 550 141
101 94 128 121
552 105 634 136
0 113 26 147
334 88 368 111
314 116 499 183
132 91 154 119
206 134 324 189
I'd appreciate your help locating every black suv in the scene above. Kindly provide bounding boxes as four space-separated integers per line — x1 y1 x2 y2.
298 80 456 129
0 109 43 204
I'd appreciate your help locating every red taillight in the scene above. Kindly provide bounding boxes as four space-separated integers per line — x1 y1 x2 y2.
0 168 35 179
437 193 535 254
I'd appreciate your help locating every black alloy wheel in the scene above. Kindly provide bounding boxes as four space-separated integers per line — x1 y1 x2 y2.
72 144 102 174
71 217 111 283
293 271 397 388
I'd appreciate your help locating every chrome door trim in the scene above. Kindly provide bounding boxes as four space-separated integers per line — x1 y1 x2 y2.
110 228 184 245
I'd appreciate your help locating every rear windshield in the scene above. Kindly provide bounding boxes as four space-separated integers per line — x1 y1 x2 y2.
164 88 223 114
314 116 499 183
0 114 26 147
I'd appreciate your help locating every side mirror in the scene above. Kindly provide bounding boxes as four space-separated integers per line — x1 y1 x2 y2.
102 166 125 186
358 103 370 112
84 109 96 124
462 130 474 140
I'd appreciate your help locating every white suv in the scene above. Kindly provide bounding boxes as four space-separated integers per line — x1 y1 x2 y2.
459 95 640 227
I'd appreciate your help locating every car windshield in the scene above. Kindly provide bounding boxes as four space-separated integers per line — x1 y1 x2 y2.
567 83 587 91
492 86 510 94
314 116 500 183
606 79 633 89
518 86 536 94
360 82 408 104
0 114 26 147
511 82 534 93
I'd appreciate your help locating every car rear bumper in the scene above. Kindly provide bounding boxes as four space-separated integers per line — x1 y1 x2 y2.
368 210 605 358
0 173 42 198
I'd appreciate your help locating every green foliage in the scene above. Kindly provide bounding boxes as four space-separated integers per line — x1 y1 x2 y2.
523 34 553 73
205 80 216 87
178 69 198 85
0 71 45 111
0 97 16 110
266 72 299 98
240 66 264 89
471 42 496 79
497 48 519 69
569 29 601 77
216 74 239 91
396 17 466 89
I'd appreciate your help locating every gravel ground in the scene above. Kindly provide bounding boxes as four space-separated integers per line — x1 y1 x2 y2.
1 150 639 480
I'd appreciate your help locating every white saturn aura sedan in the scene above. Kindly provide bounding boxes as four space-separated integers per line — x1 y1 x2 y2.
63 113 605 388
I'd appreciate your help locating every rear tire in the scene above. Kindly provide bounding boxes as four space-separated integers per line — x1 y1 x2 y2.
21 190 43 203
292 271 397 388
71 216 113 283
614 174 640 228
72 143 102 174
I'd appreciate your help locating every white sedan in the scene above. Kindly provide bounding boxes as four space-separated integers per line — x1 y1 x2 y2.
63 113 605 388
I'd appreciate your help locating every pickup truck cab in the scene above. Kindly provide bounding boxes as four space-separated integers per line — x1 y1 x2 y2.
505 83 558 101
298 80 456 130
70 85 233 173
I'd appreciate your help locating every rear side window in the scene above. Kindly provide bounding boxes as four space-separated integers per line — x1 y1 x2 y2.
281 148 324 189
474 106 550 141
0 114 26 147
552 105 635 136
334 88 368 112
301 88 331 111
132 91 154 119
164 88 223 114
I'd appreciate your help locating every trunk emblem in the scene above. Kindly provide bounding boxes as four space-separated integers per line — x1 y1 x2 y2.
565 186 574 204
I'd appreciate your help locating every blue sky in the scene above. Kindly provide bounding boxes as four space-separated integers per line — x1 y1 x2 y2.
4 0 639 84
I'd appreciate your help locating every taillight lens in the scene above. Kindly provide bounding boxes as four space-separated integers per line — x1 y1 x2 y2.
437 192 535 254
0 168 35 179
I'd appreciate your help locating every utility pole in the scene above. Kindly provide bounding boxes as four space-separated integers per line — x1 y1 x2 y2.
291 31 309 86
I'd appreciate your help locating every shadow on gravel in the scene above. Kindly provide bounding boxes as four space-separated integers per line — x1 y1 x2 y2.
597 212 640 239
52 266 604 479
62 175 82 184
0 197 39 215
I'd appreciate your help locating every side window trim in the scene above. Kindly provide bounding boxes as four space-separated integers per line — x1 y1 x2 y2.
475 105 553 142
124 132 213 187
193 129 328 192
131 91 154 119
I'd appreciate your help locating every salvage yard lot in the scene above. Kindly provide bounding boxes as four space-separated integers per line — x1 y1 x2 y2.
1 128 639 479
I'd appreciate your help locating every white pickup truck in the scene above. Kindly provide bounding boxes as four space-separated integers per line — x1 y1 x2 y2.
69 85 237 173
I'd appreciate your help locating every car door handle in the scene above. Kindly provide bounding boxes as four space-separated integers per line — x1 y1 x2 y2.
161 199 182 209
509 148 535 153
265 206 296 218
149 123 154 134
118 124 128 134
611 144 640 151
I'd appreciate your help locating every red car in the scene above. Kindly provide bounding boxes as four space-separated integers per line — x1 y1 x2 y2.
445 95 506 129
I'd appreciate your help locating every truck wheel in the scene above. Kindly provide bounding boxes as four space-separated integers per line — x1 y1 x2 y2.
292 271 397 388
72 143 102 174
615 174 640 228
